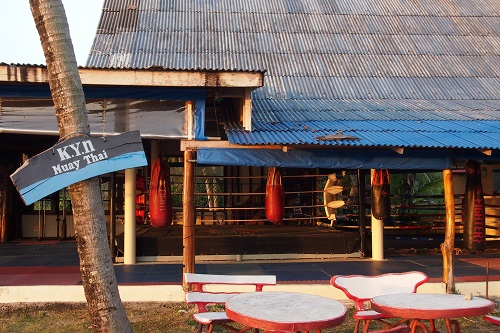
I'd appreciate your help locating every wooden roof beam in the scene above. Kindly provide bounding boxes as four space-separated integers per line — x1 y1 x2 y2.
181 140 286 151
0 64 264 88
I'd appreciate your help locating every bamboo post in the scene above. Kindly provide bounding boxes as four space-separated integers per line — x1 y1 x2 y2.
183 149 196 282
441 169 455 294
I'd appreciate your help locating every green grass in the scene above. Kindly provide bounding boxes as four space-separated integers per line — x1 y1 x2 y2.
0 302 499 332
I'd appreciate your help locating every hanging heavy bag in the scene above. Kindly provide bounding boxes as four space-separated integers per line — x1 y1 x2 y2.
135 174 146 224
149 158 173 228
463 161 486 253
265 167 284 224
371 169 391 220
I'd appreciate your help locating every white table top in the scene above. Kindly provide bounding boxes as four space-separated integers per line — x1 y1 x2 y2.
371 293 495 320
225 291 347 331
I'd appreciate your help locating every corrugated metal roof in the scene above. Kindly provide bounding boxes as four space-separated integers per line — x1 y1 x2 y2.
230 118 500 149
87 0 500 150
227 125 500 149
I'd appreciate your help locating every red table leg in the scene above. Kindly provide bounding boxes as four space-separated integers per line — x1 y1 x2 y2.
410 319 429 333
444 319 460 333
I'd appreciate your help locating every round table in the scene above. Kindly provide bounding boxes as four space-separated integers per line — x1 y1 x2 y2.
371 293 495 333
225 291 346 332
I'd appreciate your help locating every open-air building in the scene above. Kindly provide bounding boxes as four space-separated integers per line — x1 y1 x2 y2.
1 0 500 266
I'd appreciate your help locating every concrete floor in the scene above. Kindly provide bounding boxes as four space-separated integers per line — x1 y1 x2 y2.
1 239 500 303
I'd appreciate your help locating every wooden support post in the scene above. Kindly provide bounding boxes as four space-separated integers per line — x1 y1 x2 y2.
183 149 196 281
358 169 367 257
0 179 9 242
109 172 117 261
371 169 384 260
441 169 455 294
124 168 137 265
243 88 252 131
186 101 194 140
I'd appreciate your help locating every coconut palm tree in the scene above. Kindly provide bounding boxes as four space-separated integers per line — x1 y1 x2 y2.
28 1 132 332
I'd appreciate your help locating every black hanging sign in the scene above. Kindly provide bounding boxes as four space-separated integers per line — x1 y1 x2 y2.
11 131 147 205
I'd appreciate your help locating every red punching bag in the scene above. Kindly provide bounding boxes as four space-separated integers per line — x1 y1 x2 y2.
149 158 172 228
135 174 146 224
265 167 284 224
463 161 486 253
371 169 391 220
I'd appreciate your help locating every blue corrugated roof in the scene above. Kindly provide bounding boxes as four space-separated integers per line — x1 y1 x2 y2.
87 0 500 150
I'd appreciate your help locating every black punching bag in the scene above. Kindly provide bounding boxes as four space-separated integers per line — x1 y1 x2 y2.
371 169 391 220
463 161 486 253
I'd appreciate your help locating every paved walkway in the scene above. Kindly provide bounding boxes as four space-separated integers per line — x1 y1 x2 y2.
1 240 500 303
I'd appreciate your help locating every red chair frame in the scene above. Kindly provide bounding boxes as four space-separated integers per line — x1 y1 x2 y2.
331 271 428 333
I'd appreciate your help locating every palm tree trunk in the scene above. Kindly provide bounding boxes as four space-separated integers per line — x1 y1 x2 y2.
29 1 131 331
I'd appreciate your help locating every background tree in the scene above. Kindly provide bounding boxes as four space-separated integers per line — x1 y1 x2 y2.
392 172 445 222
28 1 132 331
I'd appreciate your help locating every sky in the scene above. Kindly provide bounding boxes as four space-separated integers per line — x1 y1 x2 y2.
0 0 104 66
